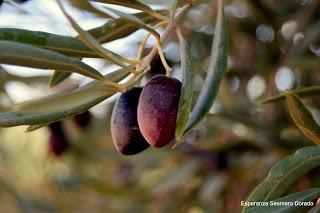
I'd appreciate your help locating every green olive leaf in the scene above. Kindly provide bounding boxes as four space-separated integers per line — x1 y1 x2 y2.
0 28 100 58
2 67 50 85
174 30 194 145
242 146 320 212
50 11 161 87
285 91 320 146
259 85 320 104
84 67 130 88
0 87 113 127
88 11 162 43
49 71 71 87
0 65 6 88
103 7 146 26
0 68 129 127
26 123 49 132
139 0 172 6
244 188 320 213
6 74 50 85
0 40 104 81
88 0 157 18
69 0 111 19
170 0 187 20
308 204 320 213
57 0 132 71
184 0 228 134
0 10 163 60
171 0 179 20
101 6 160 41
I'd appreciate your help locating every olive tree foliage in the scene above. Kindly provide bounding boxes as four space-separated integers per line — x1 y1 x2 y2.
0 0 320 212
0 0 227 137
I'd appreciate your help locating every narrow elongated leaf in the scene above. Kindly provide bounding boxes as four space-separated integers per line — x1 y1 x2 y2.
5 71 50 85
88 0 155 16
308 205 320 213
50 11 161 87
184 0 228 134
171 0 179 20
0 12 161 59
285 91 320 145
0 41 104 80
244 188 320 213
57 1 131 70
0 68 129 127
88 11 162 43
84 67 130 88
0 88 111 127
139 0 172 6
242 146 320 212
26 123 49 132
69 0 111 18
49 71 71 87
175 30 194 142
0 66 50 85
28 68 129 130
101 6 160 41
0 28 99 58
0 65 6 88
103 7 146 25
260 85 320 104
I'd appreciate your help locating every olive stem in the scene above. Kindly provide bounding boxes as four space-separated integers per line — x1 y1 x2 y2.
137 21 168 63
143 4 191 69
150 11 170 22
120 4 192 92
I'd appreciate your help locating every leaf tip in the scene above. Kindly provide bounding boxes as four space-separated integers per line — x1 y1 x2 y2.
172 137 183 149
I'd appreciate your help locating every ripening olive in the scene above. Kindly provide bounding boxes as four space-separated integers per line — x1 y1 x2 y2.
111 87 150 155
138 75 181 147
48 121 69 156
73 111 92 129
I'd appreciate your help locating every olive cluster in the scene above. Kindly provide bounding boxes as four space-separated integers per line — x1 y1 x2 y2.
111 74 182 155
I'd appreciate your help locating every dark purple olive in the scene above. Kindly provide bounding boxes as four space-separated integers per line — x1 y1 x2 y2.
73 111 92 129
48 122 69 156
111 87 150 155
138 75 181 147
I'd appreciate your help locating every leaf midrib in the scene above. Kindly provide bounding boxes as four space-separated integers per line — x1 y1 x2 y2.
264 155 320 201
0 53 87 72
36 44 96 56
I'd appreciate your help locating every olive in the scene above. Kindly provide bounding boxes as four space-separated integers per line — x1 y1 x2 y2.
48 121 69 156
73 111 92 129
111 87 150 155
138 75 181 147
